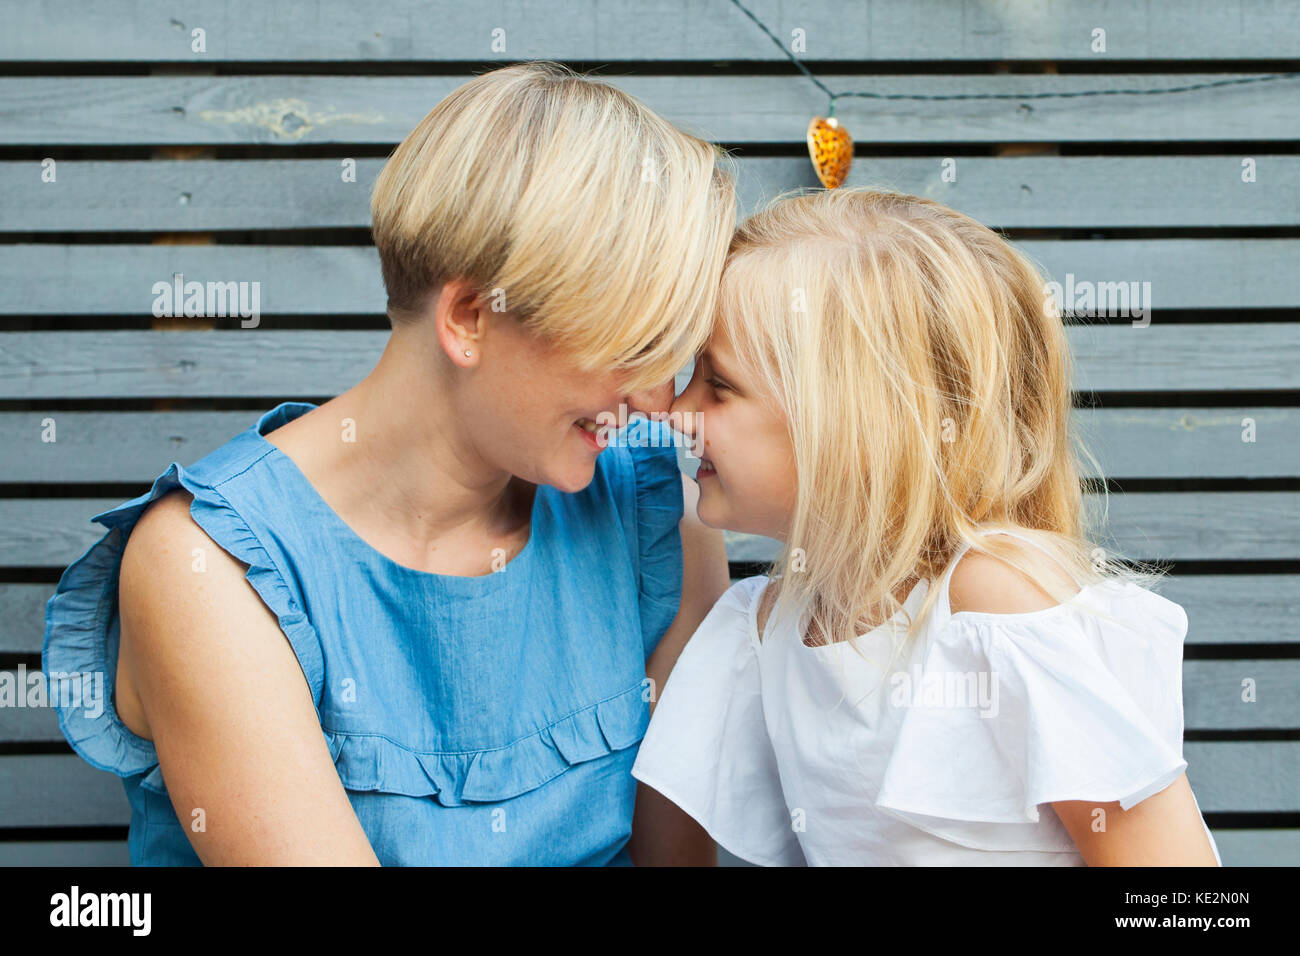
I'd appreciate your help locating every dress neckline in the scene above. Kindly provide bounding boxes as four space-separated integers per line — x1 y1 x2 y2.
248 401 543 591
749 529 1101 650
748 574 929 651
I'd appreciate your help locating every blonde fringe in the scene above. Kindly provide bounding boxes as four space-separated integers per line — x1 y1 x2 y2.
370 60 738 394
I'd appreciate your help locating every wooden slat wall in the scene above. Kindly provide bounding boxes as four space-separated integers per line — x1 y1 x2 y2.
1 0 1297 868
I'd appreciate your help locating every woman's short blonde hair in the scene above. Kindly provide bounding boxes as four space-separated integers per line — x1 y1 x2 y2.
370 60 738 393
721 186 1167 653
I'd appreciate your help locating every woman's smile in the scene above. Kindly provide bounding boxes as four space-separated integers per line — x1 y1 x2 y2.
574 417 608 451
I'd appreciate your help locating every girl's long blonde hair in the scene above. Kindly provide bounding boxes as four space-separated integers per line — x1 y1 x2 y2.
721 186 1167 652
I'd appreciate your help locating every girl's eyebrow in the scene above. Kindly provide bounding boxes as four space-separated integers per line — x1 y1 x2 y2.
702 348 736 383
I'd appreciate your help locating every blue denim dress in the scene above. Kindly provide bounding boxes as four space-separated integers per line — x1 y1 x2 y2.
42 401 684 866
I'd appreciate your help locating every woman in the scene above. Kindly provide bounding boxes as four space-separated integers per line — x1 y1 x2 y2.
42 61 734 865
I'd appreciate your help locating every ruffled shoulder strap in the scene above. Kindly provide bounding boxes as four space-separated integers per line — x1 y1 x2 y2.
42 423 326 794
614 417 685 659
873 579 1197 852
632 576 806 866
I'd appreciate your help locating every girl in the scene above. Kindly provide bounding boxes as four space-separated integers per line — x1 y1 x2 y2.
631 186 1223 866
42 61 736 866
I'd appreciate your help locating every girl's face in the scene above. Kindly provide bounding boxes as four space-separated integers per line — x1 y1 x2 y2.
670 319 798 541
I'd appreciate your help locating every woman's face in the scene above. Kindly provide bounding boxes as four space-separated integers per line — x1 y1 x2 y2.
443 287 672 495
669 319 798 541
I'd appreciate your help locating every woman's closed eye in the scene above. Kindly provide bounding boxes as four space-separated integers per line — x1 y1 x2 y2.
707 376 730 394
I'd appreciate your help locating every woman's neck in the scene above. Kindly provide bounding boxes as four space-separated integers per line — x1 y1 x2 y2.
263 328 533 574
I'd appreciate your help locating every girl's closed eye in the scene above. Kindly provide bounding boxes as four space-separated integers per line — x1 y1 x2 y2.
707 376 730 394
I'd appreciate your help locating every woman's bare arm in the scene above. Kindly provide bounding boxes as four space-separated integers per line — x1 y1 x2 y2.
629 473 728 866
1052 774 1220 866
116 489 380 865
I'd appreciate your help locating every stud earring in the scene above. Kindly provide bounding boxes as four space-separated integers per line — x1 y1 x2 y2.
464 349 472 357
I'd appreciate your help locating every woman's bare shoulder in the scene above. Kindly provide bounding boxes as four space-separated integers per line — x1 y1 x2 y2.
114 493 377 865
121 487 254 611
116 487 309 736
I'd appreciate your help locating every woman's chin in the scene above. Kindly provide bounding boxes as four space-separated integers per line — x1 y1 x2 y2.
543 457 599 494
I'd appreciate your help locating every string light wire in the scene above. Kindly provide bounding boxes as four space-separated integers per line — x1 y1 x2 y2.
728 0 1300 117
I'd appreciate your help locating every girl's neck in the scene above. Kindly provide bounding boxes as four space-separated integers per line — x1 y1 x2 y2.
760 572 923 647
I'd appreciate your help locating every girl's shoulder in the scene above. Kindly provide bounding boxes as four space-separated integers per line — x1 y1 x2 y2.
926 529 1187 654
874 551 1198 854
946 532 1084 617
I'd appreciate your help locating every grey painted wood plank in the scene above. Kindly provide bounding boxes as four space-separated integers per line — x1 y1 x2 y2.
4 1 1298 62
0 585 53 655
0 498 126 568
10 571 1295 657
1066 324 1298 393
869 156 1300 230
10 568 1300 658
720 828 1300 866
1077 408 1300 481
7 156 1300 232
0 246 386 316
2 684 80 742
1 325 1295 399
0 331 383 399
5 407 1296 484
1020 240 1300 313
1185 742 1300 814
8 492 1297 568
728 574 1300 648
1157 576 1300 646
725 492 1300 564
1182 661 1300 730
0 830 1293 866
3 741 1292 826
1207 829 1300 867
6 243 1298 316
1095 491 1300 562
0 830 1292 866
0 755 129 827
9 660 1296 745
1 411 254 482
0 840 130 866
3 73 1299 146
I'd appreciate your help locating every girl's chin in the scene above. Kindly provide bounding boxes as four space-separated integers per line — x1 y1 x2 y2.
693 495 734 533
697 498 781 541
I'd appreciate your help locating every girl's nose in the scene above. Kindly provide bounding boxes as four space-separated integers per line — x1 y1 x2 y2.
669 381 702 443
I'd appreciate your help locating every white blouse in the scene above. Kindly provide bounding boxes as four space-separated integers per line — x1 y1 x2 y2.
632 531 1222 866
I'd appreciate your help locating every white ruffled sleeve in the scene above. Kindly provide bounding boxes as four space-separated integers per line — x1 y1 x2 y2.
632 578 806 866
874 583 1201 853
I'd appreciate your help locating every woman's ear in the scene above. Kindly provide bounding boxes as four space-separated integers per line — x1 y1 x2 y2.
432 278 487 366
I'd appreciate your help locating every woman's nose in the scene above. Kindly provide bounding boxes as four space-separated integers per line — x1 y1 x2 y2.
622 379 676 420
